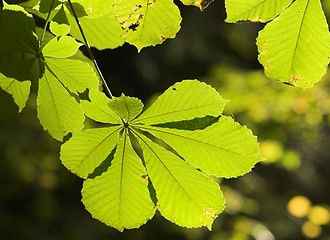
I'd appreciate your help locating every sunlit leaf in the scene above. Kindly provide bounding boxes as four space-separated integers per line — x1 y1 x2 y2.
37 69 84 141
257 0 330 88
225 0 293 22
113 0 181 51
81 90 122 124
50 5 70 36
61 80 261 230
135 80 228 125
135 131 224 229
82 130 155 231
42 35 82 58
109 94 143 122
67 8 125 50
45 58 99 93
0 73 31 112
137 116 260 178
72 0 112 18
60 126 122 178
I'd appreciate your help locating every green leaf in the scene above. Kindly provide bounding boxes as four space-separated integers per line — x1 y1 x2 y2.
180 0 214 10
72 0 112 18
50 5 70 36
45 58 99 93
109 94 143 122
67 8 125 50
39 0 61 14
134 80 228 125
136 116 260 178
113 0 182 51
225 0 293 22
60 80 261 230
257 0 330 88
42 35 82 58
37 69 84 141
0 72 31 112
81 90 122 124
60 126 122 178
82 130 155 231
135 131 224 229
0 4 39 53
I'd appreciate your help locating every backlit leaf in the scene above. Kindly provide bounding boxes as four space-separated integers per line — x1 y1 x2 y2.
82 130 155 231
113 0 181 51
42 35 82 58
225 0 293 22
0 73 31 112
257 0 330 88
45 58 99 93
50 5 70 36
135 131 225 229
60 126 122 178
37 69 84 141
109 94 143 122
137 116 260 178
135 80 228 125
81 90 122 124
67 8 125 50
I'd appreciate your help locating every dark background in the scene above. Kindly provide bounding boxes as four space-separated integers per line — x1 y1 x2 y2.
1 0 330 239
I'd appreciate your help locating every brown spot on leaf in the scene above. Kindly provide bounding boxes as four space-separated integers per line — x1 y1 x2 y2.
160 36 167 42
141 174 148 180
200 0 214 10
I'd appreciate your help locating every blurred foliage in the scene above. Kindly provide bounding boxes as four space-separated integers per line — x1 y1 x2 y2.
1 1 330 239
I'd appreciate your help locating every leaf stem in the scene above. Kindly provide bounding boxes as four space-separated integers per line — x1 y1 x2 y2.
67 0 113 99
40 0 56 47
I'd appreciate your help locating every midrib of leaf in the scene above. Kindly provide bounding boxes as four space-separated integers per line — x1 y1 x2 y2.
134 103 223 123
77 127 122 170
138 0 151 40
3 78 15 91
136 125 254 159
132 129 205 212
118 129 127 221
43 71 63 129
233 0 267 20
288 0 310 77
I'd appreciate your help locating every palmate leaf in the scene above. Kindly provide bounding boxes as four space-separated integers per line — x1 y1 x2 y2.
257 0 330 88
60 80 261 231
225 0 293 22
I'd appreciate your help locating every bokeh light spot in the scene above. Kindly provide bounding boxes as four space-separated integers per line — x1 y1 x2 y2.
302 221 321 238
287 196 311 217
308 206 330 225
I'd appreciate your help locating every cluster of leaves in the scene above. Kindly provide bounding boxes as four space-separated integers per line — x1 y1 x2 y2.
0 0 262 231
225 0 330 88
